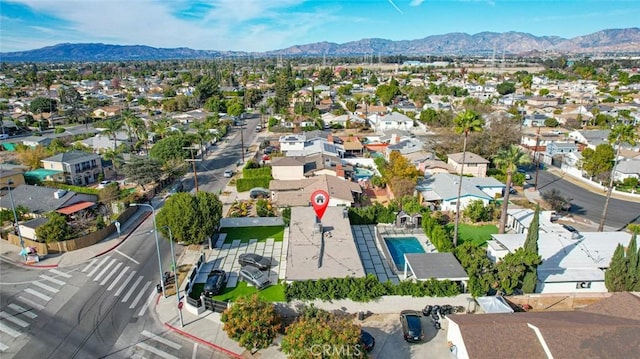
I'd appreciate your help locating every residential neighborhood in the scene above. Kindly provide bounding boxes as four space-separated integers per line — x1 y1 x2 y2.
1 56 640 359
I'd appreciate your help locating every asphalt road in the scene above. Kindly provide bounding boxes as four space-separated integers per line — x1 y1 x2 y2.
533 170 640 230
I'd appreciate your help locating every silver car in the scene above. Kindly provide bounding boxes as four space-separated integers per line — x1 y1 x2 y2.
239 266 271 289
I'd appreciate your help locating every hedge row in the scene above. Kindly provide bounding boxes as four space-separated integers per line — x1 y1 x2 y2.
242 167 272 178
284 275 461 302
42 181 100 196
347 203 396 225
422 215 454 252
236 178 271 192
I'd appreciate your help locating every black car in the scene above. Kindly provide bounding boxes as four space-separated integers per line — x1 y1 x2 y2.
203 269 227 296
249 188 270 199
400 310 424 343
562 224 578 233
360 330 375 352
238 253 272 270
239 266 271 289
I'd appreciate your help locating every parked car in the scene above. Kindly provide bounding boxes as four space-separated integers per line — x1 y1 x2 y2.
239 266 271 289
223 169 234 178
562 224 578 233
204 269 227 296
249 187 270 199
518 168 532 180
238 253 271 270
360 330 375 352
97 180 113 189
509 187 518 195
400 310 424 343
165 182 184 198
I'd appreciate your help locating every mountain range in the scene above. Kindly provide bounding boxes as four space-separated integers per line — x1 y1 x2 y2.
2 28 639 62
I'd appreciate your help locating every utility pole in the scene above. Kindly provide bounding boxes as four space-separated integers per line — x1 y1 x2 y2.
533 124 542 190
183 146 202 193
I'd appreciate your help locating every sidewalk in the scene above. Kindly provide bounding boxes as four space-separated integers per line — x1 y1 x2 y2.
0 205 151 268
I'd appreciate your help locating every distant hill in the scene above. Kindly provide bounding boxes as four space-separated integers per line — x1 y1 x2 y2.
2 28 639 62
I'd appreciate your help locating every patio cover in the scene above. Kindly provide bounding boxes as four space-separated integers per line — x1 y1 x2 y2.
56 201 96 215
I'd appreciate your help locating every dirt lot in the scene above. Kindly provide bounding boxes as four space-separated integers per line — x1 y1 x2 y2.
359 313 454 359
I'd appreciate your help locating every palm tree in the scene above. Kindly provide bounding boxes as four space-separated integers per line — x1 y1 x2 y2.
102 118 124 150
598 122 638 231
259 104 267 129
494 145 531 234
452 109 485 247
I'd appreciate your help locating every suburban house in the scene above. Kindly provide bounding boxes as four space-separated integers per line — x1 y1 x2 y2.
613 159 640 182
270 154 350 180
446 292 640 359
367 112 414 132
0 184 97 217
487 209 633 293
415 173 505 212
447 152 489 178
285 206 366 281
269 174 362 207
522 113 550 127
526 96 560 107
0 168 26 189
21 135 53 148
538 142 579 166
41 150 104 186
279 134 345 158
567 129 611 150
92 106 121 118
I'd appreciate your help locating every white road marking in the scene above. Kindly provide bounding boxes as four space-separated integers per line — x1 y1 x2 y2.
135 342 179 359
192 343 198 359
115 250 140 265
48 269 72 279
122 276 144 303
136 290 157 317
93 258 117 282
8 304 37 319
81 258 98 273
100 262 122 286
0 321 21 338
114 270 136 296
32 281 59 294
17 296 45 311
87 256 110 277
0 312 29 328
129 281 152 309
107 266 130 291
39 275 65 286
24 288 51 302
0 342 8 352
141 330 182 350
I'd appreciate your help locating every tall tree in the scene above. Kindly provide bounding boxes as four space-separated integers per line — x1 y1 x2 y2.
221 294 280 353
452 109 485 246
626 233 638 291
605 244 628 292
121 157 162 190
101 118 125 150
156 192 222 245
493 145 531 233
521 206 540 293
599 123 638 231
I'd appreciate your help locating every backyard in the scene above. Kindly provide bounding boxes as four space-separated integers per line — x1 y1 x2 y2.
189 281 286 302
445 223 498 246
219 226 284 244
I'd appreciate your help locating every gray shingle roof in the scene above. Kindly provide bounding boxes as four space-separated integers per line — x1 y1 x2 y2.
0 185 76 214
415 173 504 201
42 150 100 164
447 152 489 164
404 253 468 280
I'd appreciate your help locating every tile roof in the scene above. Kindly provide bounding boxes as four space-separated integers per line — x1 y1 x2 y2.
270 174 361 206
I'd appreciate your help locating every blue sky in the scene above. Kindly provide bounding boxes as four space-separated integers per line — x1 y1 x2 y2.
1 0 638 53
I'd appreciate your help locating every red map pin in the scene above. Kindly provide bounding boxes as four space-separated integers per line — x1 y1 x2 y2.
311 189 329 220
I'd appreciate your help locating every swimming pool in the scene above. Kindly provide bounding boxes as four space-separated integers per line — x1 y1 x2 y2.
354 167 374 180
383 236 425 269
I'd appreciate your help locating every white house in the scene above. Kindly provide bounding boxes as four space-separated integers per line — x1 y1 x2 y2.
368 112 414 132
415 173 505 212
614 159 640 181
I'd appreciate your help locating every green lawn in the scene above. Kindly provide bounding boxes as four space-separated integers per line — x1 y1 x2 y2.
212 281 286 302
446 223 498 246
220 226 284 243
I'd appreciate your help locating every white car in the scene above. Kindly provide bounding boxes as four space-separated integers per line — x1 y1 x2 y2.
223 170 234 178
97 180 113 189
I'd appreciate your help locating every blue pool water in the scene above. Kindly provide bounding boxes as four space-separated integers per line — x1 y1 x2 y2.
383 237 425 269
354 167 374 180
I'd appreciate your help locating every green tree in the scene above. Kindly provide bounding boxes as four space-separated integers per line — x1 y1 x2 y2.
317 67 334 85
521 206 540 293
541 188 572 212
463 200 490 222
599 123 638 231
496 81 516 95
101 118 125 150
605 244 628 292
121 157 162 190
156 191 222 245
30 97 57 114
368 74 379 86
375 83 399 105
226 97 245 117
493 145 531 233
580 144 614 181
452 109 485 246
454 242 496 297
544 118 559 127
495 248 541 295
281 306 364 359
221 294 280 352
149 135 190 165
625 234 638 291
35 212 72 243
59 86 83 125
538 88 550 96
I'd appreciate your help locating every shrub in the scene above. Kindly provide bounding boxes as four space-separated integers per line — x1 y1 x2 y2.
243 166 272 178
221 294 281 351
42 181 100 195
236 178 271 192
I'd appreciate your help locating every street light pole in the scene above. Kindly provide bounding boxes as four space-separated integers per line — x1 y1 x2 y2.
160 225 184 327
7 180 26 261
132 202 166 297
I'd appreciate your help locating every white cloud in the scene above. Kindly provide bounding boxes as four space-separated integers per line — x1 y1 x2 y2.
410 0 425 6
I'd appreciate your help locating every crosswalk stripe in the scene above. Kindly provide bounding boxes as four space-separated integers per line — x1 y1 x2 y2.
94 258 117 282
17 296 45 311
0 312 29 328
100 262 123 286
81 258 98 273
141 330 182 350
49 269 72 278
24 288 51 302
87 257 110 277
129 281 152 309
122 276 144 303
136 290 157 317
32 281 59 294
114 270 136 296
8 304 37 319
0 321 21 338
107 266 130 291
39 275 65 286
135 342 179 359
0 342 8 352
